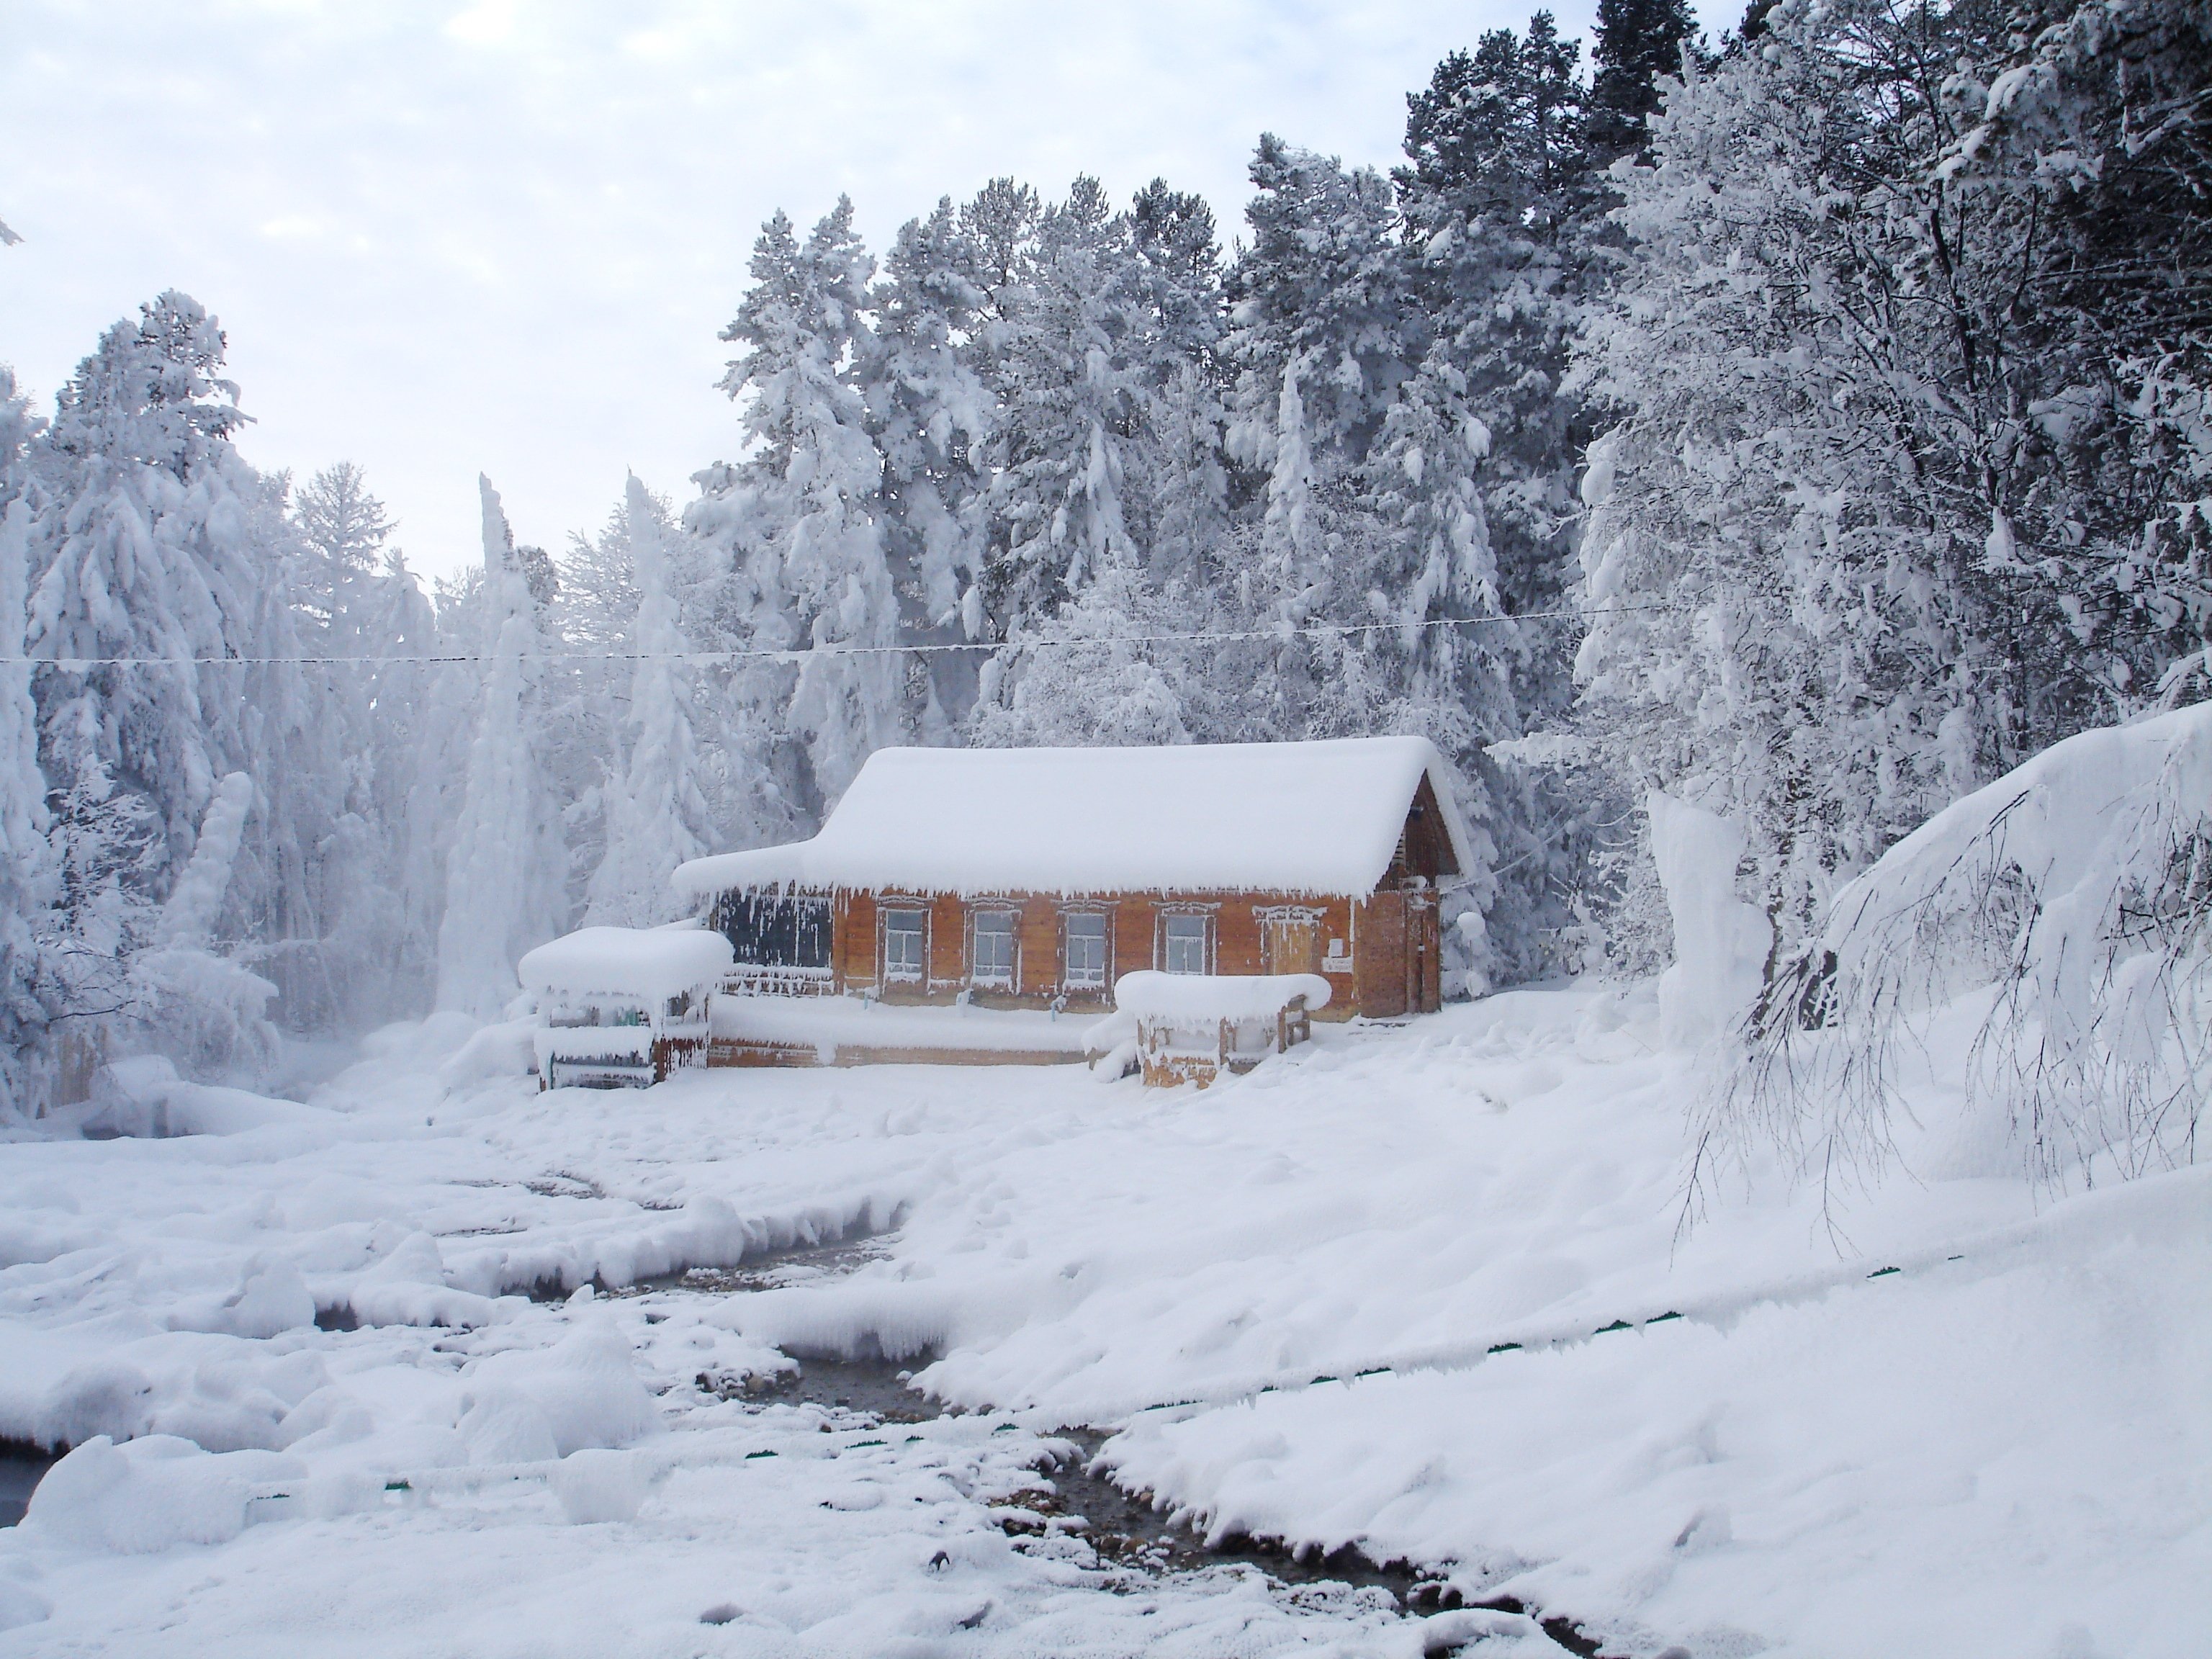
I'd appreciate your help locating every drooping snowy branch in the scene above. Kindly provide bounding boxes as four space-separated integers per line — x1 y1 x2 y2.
1732 705 2212 1196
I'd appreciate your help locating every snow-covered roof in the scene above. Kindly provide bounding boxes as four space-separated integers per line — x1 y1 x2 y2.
518 924 734 1001
672 737 1474 900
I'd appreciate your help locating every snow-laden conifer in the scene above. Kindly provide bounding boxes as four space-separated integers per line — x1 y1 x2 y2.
0 369 56 1112
26 294 259 946
433 476 565 1018
695 202 903 812
584 475 714 927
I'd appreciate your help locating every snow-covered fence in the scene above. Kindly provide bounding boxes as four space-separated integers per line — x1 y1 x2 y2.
518 925 733 1089
1113 971 1331 1088
1730 703 2212 1197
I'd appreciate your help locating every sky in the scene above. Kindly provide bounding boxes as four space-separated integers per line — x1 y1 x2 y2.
0 0 1663 581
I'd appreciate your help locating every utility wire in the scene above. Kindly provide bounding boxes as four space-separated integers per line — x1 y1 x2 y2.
23 597 1691 669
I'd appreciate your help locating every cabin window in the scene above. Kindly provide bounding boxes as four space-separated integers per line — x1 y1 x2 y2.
711 890 832 970
882 908 928 981
665 990 693 1019
1161 912 1210 975
1062 912 1108 988
971 910 1017 986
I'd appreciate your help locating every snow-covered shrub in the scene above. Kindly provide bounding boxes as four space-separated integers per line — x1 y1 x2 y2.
1727 706 2212 1198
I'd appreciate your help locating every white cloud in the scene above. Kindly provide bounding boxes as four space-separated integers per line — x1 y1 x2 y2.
0 0 1636 578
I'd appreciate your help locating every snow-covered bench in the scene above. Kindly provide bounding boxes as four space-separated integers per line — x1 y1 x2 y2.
1110 971 1331 1088
520 925 734 1089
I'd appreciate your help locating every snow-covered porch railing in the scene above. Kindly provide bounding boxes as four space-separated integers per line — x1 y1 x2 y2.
1110 971 1331 1088
520 925 734 1089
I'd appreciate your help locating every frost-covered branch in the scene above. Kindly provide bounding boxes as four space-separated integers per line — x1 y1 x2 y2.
1727 704 2212 1199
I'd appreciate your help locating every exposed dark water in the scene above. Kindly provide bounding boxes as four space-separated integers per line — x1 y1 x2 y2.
0 1439 55 1527
667 1233 1622 1657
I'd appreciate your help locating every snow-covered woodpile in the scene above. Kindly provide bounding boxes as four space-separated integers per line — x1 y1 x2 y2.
518 925 732 1089
673 736 1471 1066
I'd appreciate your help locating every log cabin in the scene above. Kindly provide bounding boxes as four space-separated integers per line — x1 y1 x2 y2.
671 737 1473 1033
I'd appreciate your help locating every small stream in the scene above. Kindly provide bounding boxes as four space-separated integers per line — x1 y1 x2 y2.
0 1441 55 1528
662 1231 1613 1655
4 1227 1615 1655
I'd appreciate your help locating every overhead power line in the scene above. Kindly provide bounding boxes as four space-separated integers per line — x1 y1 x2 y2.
23 598 1690 670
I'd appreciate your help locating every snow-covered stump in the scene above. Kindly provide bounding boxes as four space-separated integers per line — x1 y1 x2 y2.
1112 971 1331 1088
518 925 734 1089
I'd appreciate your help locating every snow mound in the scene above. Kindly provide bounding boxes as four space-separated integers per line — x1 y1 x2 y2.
75 1057 331 1139
460 1318 662 1458
24 1435 305 1554
553 1447 645 1524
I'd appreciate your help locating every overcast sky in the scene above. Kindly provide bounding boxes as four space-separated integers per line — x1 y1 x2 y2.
0 0 1659 581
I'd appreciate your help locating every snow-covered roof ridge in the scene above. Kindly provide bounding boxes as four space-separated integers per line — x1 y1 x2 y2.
673 736 1475 899
518 924 733 1000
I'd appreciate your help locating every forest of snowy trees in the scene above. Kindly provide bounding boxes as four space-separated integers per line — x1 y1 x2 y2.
0 0 2204 1112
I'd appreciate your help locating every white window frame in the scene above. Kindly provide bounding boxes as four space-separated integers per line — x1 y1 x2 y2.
969 908 1019 989
1159 909 1212 976
1061 909 1110 991
881 905 929 984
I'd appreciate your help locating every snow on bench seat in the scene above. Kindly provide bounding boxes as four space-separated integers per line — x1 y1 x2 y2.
518 923 734 1003
1112 971 1333 1020
709 994 1093 1069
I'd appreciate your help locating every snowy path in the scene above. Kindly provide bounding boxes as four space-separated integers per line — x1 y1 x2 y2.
0 986 2205 1656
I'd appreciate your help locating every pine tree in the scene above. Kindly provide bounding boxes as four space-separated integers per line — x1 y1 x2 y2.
584 475 714 926
695 202 903 814
24 294 261 955
866 199 993 733
969 176 1146 628
1584 0 1700 165
433 476 565 1018
0 369 56 1112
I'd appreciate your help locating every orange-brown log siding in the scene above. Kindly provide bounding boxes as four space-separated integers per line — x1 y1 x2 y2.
821 887 1439 1020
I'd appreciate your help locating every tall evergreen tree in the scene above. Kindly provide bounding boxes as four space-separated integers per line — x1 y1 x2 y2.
693 202 902 813
25 294 261 955
0 369 56 1112
433 476 565 1017
866 199 992 733
1584 0 1700 164
584 475 714 927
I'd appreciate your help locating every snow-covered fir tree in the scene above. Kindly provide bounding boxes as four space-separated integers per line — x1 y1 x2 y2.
433 476 565 1017
0 369 56 1111
583 475 715 927
693 202 904 814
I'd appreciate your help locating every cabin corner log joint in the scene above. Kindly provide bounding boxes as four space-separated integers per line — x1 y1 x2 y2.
674 737 1473 1065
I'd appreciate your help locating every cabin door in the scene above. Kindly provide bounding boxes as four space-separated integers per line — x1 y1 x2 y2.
1407 891 1440 1013
1261 912 1322 977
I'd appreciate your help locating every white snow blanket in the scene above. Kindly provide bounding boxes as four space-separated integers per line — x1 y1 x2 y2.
673 736 1475 899
518 923 732 1001
0 988 2200 1657
710 995 1091 1058
1112 971 1333 1019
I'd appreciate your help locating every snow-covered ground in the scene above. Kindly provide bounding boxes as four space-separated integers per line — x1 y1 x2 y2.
0 985 2204 1658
